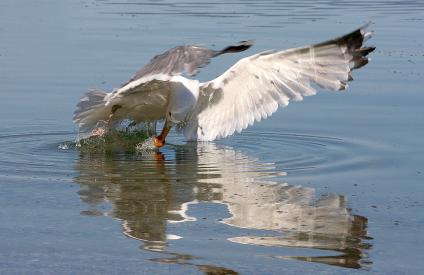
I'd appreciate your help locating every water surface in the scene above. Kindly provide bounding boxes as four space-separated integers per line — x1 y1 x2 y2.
1 0 423 274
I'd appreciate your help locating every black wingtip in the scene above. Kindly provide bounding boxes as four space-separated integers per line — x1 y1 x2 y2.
219 40 254 55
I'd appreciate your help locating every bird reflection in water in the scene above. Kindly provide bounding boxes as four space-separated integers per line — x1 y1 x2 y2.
74 143 372 270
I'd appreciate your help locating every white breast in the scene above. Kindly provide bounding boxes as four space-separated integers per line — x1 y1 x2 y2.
167 76 200 123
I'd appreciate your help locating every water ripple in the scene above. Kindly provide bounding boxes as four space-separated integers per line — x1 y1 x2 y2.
98 0 424 20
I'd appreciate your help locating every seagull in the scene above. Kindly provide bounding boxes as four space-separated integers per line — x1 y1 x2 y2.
74 24 375 148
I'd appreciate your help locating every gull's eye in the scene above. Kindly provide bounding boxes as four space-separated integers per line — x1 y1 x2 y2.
168 112 172 116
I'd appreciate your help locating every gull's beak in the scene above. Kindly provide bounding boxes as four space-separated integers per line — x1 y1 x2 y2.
154 120 172 148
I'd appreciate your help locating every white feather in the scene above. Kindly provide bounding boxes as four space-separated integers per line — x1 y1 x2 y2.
183 28 373 141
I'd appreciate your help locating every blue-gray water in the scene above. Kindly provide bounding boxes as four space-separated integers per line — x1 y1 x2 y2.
1 1 424 274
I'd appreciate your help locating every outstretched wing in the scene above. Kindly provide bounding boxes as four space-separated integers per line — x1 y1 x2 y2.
73 74 173 133
106 74 174 122
182 24 375 141
126 40 254 83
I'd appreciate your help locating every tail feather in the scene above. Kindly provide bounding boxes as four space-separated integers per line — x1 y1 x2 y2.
73 89 110 132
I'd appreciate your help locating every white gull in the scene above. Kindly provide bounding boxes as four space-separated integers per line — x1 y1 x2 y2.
73 24 375 148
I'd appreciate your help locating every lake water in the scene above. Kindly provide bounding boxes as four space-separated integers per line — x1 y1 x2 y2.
1 0 424 274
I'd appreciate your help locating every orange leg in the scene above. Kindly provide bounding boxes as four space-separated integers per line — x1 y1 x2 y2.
153 122 171 148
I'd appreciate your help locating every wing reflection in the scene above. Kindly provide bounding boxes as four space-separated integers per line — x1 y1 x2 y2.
74 143 372 269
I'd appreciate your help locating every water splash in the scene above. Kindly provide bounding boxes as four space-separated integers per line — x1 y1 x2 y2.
136 137 157 152
58 142 72 150
74 129 150 152
71 121 155 152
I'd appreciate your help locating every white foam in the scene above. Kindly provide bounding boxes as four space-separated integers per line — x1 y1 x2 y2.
166 234 183 240
58 143 69 150
135 137 156 152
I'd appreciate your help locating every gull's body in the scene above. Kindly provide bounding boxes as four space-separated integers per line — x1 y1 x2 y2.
74 25 375 147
